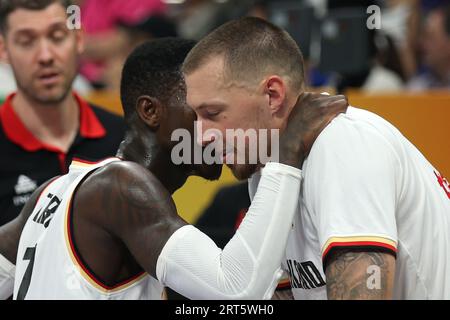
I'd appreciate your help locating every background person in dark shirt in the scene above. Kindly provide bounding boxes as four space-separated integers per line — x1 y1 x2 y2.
0 0 124 226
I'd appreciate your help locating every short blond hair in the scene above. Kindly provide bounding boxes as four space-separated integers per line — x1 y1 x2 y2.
183 17 306 91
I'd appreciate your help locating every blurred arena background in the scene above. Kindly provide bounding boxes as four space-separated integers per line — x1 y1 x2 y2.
1 0 449 223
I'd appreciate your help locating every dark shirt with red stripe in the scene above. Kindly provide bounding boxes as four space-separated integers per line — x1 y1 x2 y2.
0 93 125 226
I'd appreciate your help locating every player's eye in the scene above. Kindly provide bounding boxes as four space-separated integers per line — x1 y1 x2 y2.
205 109 221 118
50 29 68 43
16 36 34 47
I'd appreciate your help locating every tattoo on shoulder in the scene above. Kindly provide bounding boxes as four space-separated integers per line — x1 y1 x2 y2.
325 249 395 300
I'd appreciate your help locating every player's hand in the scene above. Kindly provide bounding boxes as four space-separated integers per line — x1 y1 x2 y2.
279 92 348 168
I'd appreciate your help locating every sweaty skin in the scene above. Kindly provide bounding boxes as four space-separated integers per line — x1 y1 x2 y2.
0 92 348 292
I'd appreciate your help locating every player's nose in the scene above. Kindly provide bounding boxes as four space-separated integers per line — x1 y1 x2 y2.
195 120 216 147
37 40 55 66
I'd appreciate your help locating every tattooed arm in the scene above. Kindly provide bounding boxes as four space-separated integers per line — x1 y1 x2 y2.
325 249 396 300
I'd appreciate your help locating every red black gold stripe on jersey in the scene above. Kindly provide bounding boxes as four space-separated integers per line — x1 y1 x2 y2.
322 236 397 267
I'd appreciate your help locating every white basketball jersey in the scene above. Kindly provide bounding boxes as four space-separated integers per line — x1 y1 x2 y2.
13 158 164 300
249 107 450 299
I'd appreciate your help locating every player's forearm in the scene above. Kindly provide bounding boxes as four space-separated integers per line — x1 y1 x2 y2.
0 253 15 300
325 250 396 300
0 181 52 299
0 218 24 300
0 220 23 264
0 180 52 264
157 162 301 300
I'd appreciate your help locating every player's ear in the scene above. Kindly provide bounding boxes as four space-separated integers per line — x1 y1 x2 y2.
136 96 164 130
262 75 287 116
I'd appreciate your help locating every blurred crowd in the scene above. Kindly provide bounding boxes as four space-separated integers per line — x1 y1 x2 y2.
1 0 449 100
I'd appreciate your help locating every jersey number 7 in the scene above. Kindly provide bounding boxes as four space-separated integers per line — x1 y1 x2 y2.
16 245 37 300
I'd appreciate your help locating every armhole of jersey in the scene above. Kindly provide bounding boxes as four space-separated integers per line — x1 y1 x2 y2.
322 236 398 271
64 169 146 293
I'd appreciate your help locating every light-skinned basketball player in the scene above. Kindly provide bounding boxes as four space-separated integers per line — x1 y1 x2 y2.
183 17 450 300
